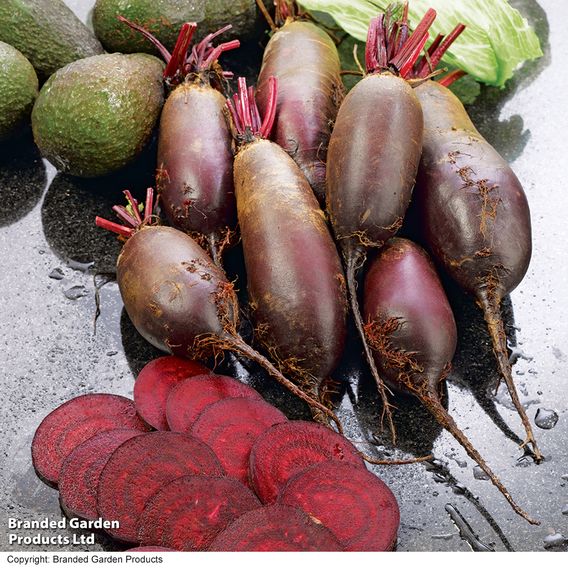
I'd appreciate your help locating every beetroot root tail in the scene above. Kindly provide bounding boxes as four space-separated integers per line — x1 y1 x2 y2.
223 335 344 435
422 393 539 525
345 248 397 445
478 294 543 464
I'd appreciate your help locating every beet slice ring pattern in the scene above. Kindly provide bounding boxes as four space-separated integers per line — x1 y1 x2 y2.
97 431 225 543
59 428 144 521
279 461 400 551
208 504 343 551
191 397 287 486
134 356 211 430
166 374 262 432
137 475 261 551
249 420 365 503
31 393 149 486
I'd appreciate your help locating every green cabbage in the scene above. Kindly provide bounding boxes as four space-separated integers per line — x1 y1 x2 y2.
298 0 542 86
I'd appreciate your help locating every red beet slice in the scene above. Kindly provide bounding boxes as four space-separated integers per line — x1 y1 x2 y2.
59 429 143 521
31 394 149 486
126 547 174 552
97 431 224 543
138 475 261 551
249 420 365 503
279 461 400 551
134 356 211 430
166 374 262 432
191 398 287 486
208 504 343 551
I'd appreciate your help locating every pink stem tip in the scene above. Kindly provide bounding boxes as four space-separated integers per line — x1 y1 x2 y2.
364 2 439 79
95 188 157 239
226 76 278 141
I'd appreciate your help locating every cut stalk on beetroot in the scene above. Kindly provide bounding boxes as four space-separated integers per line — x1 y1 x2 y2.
32 394 149 486
227 76 347 419
120 17 240 267
191 398 288 486
137 475 261 551
166 373 263 432
134 355 211 430
96 189 342 433
208 504 343 551
363 238 538 525
408 23 542 464
59 428 143 521
249 420 365 503
279 461 400 551
97 431 224 543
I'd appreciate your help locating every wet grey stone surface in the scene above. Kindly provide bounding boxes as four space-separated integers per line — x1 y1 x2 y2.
1 0 567 553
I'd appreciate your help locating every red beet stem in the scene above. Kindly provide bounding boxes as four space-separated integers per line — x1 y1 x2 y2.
95 217 134 238
164 23 197 83
365 4 437 78
96 188 157 239
118 16 172 62
438 69 467 87
226 77 278 141
413 23 466 78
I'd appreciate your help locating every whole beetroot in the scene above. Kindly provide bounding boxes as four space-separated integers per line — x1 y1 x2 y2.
120 19 240 266
95 189 341 431
363 238 537 525
256 0 343 204
408 24 541 463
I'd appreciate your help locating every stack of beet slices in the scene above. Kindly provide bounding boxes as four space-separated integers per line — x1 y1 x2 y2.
31 356 400 551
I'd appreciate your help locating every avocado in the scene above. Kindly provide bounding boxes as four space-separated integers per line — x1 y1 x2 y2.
0 41 38 141
0 0 104 80
32 53 164 178
93 0 261 54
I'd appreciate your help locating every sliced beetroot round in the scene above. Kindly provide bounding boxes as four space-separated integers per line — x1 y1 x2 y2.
191 398 287 486
208 504 343 551
125 546 175 552
31 394 149 486
134 356 211 430
166 374 262 432
97 431 224 543
279 461 400 551
249 420 365 503
138 475 261 551
59 429 144 521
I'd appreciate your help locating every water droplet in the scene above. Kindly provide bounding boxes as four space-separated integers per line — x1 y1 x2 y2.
48 268 64 280
68 259 94 273
543 533 567 549
64 285 87 300
431 534 453 541
473 466 490 481
562 505 568 516
535 408 559 430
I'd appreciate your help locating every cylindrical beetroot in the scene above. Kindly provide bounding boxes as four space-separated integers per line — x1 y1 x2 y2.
326 6 436 441
96 190 342 431
228 77 347 410
363 238 537 525
121 19 239 266
414 80 539 461
257 1 343 204
405 22 541 463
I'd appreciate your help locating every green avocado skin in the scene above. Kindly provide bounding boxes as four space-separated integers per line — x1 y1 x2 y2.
0 41 38 140
0 0 104 80
93 0 260 54
32 53 165 178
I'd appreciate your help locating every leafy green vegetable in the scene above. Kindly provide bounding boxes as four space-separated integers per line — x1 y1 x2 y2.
299 0 542 86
